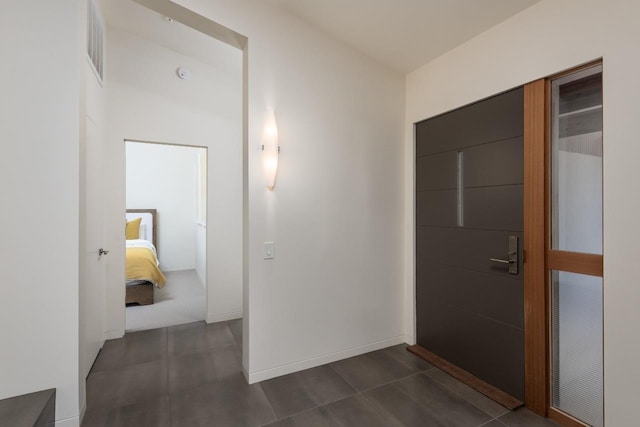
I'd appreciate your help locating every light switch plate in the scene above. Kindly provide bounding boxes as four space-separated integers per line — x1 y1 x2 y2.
264 241 275 259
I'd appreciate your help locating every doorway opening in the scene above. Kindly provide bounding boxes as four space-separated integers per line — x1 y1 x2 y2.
100 0 247 346
125 140 208 331
411 60 604 427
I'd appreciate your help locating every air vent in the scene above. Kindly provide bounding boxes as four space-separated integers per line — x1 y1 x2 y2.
87 0 104 81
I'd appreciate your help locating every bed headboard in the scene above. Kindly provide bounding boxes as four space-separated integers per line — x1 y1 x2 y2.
126 209 157 248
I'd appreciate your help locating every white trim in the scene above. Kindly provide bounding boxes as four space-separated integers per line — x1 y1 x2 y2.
403 333 416 346
103 329 124 340
242 363 251 384
79 400 86 427
246 335 406 384
55 415 80 427
206 311 242 324
85 55 103 87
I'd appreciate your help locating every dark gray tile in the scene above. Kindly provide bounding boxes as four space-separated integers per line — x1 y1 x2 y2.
261 365 355 418
81 396 170 427
425 368 510 418
262 406 340 427
167 321 235 357
37 389 56 427
263 394 401 427
499 408 562 427
0 389 56 427
86 360 168 414
377 345 434 372
330 347 424 392
394 373 492 426
169 373 276 427
322 394 402 427
169 344 242 393
366 383 448 427
228 318 242 349
481 421 507 427
92 328 167 372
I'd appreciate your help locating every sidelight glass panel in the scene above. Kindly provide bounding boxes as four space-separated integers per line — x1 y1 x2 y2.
552 271 603 427
551 66 603 254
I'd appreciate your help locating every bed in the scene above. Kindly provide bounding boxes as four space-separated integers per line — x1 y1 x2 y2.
125 209 166 305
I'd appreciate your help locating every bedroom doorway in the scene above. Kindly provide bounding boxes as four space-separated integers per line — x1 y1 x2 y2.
125 140 209 331
101 0 246 369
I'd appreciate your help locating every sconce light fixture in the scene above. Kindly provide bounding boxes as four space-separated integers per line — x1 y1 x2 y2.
262 111 279 191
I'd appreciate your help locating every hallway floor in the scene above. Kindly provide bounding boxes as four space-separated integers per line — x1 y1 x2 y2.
83 320 559 427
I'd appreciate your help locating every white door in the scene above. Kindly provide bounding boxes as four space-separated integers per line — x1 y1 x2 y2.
80 64 107 379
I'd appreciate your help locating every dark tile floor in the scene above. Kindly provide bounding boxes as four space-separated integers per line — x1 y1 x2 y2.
83 320 560 427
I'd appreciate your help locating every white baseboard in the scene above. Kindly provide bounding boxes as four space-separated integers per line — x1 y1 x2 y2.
404 334 416 345
56 415 80 427
103 329 124 340
242 364 250 383
207 311 242 324
246 335 406 384
79 399 86 426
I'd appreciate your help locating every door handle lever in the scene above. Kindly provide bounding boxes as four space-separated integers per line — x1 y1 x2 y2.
99 248 109 256
489 236 519 275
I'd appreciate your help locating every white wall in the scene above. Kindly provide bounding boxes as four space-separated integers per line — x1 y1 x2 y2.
172 0 406 382
126 142 201 272
0 1 81 426
195 223 206 286
104 21 243 336
404 0 640 424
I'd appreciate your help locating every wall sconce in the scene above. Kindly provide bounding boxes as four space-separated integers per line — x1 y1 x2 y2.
262 111 279 191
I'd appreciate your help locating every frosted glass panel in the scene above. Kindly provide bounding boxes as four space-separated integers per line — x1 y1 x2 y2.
551 67 602 254
552 271 603 427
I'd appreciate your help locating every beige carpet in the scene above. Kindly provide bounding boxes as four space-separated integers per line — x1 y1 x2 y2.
125 269 206 331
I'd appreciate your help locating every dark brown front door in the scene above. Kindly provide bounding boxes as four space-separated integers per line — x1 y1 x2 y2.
415 88 525 401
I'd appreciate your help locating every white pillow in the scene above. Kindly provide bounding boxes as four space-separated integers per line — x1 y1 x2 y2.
139 223 147 241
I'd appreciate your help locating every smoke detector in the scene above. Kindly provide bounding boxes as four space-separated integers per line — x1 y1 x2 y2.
176 67 191 80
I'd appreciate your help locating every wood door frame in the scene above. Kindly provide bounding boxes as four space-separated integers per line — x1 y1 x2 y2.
524 60 603 425
523 79 548 415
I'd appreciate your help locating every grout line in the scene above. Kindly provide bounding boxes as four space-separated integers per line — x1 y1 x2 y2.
254 382 279 425
268 391 361 423
425 368 511 419
478 418 506 426
257 382 282 421
358 371 426 394
327 362 359 393
362 389 407 427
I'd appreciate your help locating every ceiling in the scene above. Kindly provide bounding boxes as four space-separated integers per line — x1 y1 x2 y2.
265 0 542 73
102 0 542 75
100 0 241 73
